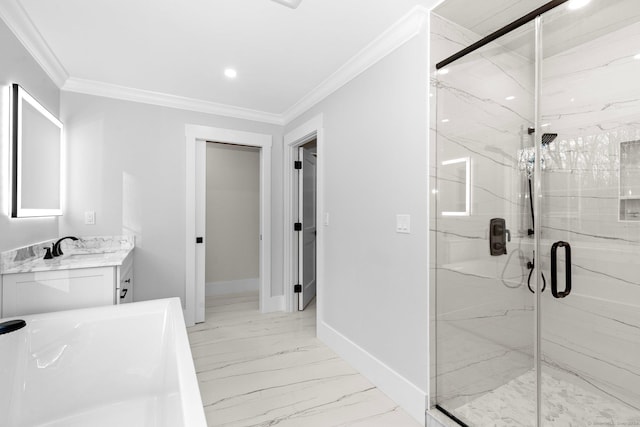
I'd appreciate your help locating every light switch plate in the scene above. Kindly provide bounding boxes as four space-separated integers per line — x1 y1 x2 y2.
84 211 96 225
396 214 410 234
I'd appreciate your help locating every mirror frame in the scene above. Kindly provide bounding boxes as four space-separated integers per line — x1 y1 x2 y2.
441 156 471 217
10 83 64 218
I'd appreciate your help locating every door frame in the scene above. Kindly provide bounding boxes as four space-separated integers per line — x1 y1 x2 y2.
185 124 273 326
283 114 324 313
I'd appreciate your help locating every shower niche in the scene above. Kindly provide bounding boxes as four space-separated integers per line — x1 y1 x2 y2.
619 140 640 221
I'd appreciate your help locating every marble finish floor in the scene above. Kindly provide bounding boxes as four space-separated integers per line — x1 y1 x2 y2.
453 370 640 426
187 292 420 427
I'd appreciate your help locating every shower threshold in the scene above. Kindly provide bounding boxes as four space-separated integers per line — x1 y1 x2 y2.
452 369 640 426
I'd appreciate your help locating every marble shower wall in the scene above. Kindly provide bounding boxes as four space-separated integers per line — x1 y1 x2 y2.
539 17 640 412
431 7 640 419
431 14 537 413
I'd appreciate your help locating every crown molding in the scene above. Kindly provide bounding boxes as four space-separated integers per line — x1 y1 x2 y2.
62 78 284 125
281 5 429 125
61 6 428 127
1 1 428 126
0 0 68 87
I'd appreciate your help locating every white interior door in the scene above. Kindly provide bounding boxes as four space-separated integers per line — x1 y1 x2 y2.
298 145 317 310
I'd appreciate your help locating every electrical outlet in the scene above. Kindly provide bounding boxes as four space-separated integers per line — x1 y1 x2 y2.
396 214 410 234
84 211 96 225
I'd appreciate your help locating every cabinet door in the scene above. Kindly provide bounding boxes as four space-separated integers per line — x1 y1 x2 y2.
117 266 133 304
116 252 134 304
2 267 115 317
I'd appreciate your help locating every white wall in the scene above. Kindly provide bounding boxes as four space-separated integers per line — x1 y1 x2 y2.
285 31 430 420
59 92 284 303
0 17 60 252
205 143 259 283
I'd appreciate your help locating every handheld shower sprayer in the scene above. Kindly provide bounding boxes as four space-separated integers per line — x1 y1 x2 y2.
521 127 558 293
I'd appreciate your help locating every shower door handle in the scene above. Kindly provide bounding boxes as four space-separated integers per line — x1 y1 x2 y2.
550 241 571 298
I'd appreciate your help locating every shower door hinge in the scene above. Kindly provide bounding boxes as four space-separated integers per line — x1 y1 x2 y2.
294 160 302 169
294 222 302 231
294 284 302 293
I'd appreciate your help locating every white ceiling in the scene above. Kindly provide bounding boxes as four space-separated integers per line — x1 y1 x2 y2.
3 0 437 121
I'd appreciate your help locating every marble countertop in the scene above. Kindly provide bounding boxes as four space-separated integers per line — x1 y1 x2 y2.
1 248 133 275
0 236 135 275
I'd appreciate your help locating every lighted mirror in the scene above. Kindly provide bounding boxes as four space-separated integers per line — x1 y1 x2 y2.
10 84 63 217
440 157 470 216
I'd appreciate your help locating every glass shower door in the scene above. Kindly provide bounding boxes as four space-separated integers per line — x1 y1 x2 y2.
538 1 640 425
434 18 538 426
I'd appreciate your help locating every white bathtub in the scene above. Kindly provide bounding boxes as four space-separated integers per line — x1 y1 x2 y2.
0 298 206 427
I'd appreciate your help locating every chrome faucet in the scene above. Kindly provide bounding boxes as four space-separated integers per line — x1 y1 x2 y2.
51 236 79 257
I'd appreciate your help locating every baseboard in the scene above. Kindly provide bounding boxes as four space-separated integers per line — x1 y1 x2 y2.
318 321 427 426
206 278 259 296
260 295 284 313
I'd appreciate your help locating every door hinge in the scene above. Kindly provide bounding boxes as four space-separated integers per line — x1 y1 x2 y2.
294 160 302 170
196 237 204 243
294 284 302 293
294 222 302 231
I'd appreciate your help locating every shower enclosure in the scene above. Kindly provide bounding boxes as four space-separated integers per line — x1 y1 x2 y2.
431 0 640 425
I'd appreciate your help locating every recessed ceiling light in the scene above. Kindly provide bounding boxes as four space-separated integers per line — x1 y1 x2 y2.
441 119 450 123
634 53 640 60
437 68 449 75
505 95 516 101
542 123 551 127
567 0 591 10
224 68 237 79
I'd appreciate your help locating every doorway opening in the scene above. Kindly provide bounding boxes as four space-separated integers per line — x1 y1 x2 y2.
205 143 260 300
283 114 324 315
185 124 273 327
295 139 317 310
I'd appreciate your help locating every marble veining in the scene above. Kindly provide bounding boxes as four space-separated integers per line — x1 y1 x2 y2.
188 293 420 427
431 8 640 423
0 235 135 274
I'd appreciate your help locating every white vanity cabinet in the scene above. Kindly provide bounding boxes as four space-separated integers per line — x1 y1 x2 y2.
1 251 134 318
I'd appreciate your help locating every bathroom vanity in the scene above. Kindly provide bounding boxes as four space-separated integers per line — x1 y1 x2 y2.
0 236 134 318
